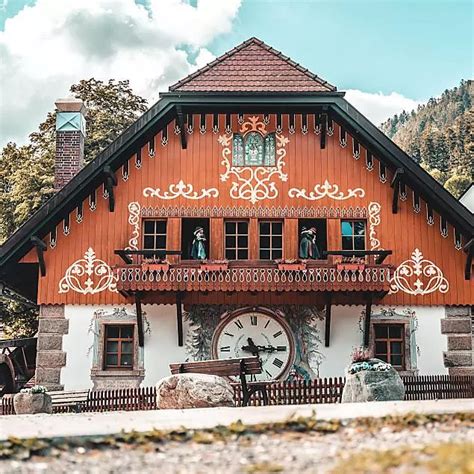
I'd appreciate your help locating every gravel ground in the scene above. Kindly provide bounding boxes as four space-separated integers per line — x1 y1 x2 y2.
1 418 473 474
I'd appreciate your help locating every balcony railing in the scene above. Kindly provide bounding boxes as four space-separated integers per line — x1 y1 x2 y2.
114 250 393 294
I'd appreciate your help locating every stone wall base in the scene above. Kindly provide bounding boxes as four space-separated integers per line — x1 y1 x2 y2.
35 305 68 391
441 306 473 376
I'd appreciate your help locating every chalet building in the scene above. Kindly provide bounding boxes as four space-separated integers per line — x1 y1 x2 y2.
0 38 472 391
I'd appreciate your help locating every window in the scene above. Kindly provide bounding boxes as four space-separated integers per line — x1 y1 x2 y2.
374 324 405 369
143 220 167 251
259 221 283 260
232 132 276 167
225 221 249 260
341 220 366 251
104 325 134 370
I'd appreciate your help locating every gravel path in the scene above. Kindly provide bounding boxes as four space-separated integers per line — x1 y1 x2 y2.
1 417 472 473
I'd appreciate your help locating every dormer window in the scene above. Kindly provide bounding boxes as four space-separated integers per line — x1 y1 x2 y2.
232 131 276 167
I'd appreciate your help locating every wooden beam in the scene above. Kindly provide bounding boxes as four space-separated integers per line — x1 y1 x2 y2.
135 292 144 347
176 106 187 149
391 168 404 214
324 293 332 347
464 238 473 280
176 292 184 347
363 294 372 347
320 113 327 149
103 166 117 213
30 236 47 277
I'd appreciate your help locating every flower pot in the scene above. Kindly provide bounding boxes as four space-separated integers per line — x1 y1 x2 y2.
13 392 53 415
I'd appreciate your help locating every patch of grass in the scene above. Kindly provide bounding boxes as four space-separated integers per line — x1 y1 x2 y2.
330 442 474 474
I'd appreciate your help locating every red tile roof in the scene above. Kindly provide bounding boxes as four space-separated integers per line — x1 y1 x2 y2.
169 37 336 93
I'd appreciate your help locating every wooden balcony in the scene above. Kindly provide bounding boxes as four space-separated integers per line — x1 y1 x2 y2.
114 251 393 295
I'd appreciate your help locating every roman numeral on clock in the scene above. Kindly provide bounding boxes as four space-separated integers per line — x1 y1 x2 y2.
277 346 287 352
220 346 231 352
224 332 234 337
273 331 282 338
250 315 258 326
234 319 243 330
273 358 283 368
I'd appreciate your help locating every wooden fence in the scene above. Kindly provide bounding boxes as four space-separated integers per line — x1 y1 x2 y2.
1 375 473 415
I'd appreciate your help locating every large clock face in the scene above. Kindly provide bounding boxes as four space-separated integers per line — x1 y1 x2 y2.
211 310 295 381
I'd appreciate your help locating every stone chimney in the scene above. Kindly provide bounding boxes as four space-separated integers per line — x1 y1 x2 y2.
54 98 86 190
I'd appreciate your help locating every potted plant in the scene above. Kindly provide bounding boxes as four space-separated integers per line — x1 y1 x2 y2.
275 259 307 271
200 259 229 272
13 385 53 415
341 347 405 403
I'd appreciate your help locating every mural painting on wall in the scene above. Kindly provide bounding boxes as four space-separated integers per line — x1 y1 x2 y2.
219 116 289 204
184 305 324 381
58 247 118 295
389 248 449 296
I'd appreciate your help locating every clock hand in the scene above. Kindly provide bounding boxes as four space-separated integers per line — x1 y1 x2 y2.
241 337 260 356
255 345 286 353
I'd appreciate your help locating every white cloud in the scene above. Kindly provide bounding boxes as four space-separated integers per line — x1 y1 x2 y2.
345 89 423 125
0 0 240 147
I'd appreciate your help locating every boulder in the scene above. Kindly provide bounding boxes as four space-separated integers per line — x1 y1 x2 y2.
13 392 53 414
156 373 235 409
342 359 405 403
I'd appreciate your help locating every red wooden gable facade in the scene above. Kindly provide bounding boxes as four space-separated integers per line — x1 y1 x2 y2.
5 39 473 308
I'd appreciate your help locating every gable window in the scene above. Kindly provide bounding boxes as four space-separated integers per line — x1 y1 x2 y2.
225 221 249 260
341 220 366 251
232 132 276 167
143 220 167 251
259 221 283 260
373 324 405 369
103 325 134 370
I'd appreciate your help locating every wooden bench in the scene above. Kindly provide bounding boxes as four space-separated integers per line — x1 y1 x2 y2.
170 357 268 407
49 389 89 413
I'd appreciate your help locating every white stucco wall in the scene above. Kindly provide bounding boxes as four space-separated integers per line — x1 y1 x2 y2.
61 304 447 389
314 305 448 377
62 304 189 390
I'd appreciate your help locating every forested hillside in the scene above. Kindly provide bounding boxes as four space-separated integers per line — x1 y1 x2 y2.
380 79 473 197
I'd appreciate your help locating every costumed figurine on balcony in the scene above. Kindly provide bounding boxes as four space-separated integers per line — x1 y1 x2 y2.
299 227 321 259
191 226 207 260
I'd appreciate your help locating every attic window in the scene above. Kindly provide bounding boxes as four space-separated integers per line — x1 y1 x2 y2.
232 131 276 167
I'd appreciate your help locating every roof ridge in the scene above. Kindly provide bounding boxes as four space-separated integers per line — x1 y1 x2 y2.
169 37 337 92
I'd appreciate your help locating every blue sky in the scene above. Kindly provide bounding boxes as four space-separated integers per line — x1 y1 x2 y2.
0 0 472 146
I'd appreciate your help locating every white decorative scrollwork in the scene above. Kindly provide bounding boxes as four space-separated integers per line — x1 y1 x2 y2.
219 116 289 204
143 180 219 200
389 248 449 296
288 180 365 201
59 248 118 295
368 201 382 250
126 202 140 251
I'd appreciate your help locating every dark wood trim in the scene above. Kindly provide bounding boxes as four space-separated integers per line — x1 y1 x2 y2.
176 292 184 347
464 238 473 280
324 293 332 347
176 106 187 149
103 166 117 213
391 168 404 214
30 236 47 277
320 112 327 149
363 294 372 347
134 292 145 347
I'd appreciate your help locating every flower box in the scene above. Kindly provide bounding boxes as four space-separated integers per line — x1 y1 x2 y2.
337 263 365 272
200 261 229 272
14 387 52 415
142 262 170 273
277 263 306 271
